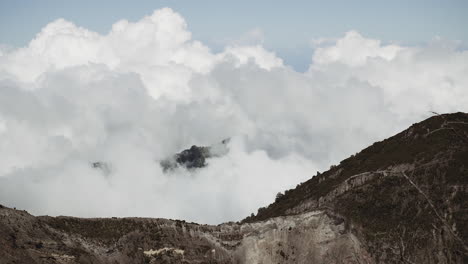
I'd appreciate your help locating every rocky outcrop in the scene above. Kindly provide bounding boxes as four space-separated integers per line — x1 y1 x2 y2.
160 139 230 171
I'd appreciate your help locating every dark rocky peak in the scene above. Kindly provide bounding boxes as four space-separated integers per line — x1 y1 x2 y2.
91 161 111 175
176 145 210 169
161 138 230 171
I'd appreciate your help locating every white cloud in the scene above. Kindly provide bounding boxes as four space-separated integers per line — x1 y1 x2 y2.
312 30 403 66
219 45 283 70
0 10 467 224
309 31 468 117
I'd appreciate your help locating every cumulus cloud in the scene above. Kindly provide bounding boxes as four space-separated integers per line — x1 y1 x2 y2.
309 32 468 117
312 30 403 66
0 9 467 224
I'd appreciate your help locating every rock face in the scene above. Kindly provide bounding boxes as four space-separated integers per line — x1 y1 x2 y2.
1 113 467 263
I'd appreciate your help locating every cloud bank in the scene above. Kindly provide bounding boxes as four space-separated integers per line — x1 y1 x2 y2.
0 8 467 224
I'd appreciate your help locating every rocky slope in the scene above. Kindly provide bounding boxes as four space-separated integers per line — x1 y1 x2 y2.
246 112 468 263
0 206 372 263
1 113 467 263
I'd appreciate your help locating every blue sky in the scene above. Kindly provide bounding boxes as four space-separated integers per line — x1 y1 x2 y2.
1 0 467 71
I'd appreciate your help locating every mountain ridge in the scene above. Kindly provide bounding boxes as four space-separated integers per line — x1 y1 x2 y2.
1 112 467 263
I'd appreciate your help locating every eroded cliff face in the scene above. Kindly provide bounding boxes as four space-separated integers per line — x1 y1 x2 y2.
1 113 468 263
0 206 372 263
232 211 372 264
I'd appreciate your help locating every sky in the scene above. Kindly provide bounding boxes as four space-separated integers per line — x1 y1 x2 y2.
1 0 467 71
0 2 467 224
